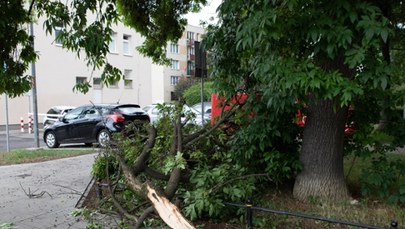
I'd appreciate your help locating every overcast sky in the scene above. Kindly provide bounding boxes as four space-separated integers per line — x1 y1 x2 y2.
185 0 221 26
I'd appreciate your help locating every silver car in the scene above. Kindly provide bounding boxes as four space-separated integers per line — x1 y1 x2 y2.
142 103 209 126
43 106 75 128
191 102 211 119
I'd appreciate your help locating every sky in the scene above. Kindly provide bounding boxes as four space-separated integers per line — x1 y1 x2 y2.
185 0 222 26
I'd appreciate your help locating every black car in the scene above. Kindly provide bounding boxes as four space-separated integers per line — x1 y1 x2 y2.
43 104 150 148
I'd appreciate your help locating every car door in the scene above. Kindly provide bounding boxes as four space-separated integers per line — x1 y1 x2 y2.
54 106 85 142
72 106 102 142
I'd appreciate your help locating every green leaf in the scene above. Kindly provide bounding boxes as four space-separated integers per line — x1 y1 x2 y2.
380 29 388 43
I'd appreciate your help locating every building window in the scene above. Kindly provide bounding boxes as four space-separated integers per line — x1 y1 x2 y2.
55 26 63 45
187 46 194 56
171 60 179 70
187 61 194 75
93 77 102 89
123 34 131 55
124 79 133 89
171 91 178 101
170 75 179 85
109 32 117 53
187 31 194 40
76 76 87 84
109 80 119 88
124 69 133 89
170 43 179 53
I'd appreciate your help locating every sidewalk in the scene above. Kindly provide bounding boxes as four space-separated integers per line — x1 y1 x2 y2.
0 153 97 228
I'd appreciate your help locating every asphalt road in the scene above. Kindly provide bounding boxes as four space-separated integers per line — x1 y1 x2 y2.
0 129 45 150
0 128 92 151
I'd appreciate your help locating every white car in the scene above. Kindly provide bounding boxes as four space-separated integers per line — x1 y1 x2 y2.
191 102 212 119
142 104 209 126
43 106 75 128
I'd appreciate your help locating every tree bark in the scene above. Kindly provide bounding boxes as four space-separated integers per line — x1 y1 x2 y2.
293 97 349 201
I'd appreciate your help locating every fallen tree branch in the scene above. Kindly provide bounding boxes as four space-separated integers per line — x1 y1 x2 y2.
135 205 155 229
19 182 52 199
146 185 194 229
184 103 239 146
115 155 195 229
105 158 138 222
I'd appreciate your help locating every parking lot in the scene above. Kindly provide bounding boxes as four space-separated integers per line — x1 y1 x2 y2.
0 125 91 151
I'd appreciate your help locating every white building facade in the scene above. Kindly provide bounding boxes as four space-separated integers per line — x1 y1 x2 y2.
0 20 204 126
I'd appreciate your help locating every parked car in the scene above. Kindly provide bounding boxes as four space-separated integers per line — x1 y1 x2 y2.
43 104 150 148
43 106 75 128
191 102 212 118
142 103 210 126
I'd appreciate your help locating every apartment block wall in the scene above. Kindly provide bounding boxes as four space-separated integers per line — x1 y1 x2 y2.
0 19 154 125
163 25 206 102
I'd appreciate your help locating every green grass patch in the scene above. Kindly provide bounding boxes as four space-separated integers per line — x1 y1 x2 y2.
0 149 96 166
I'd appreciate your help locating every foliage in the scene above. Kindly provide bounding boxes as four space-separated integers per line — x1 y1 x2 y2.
36 0 121 93
173 77 199 101
0 1 37 97
183 161 258 220
203 0 404 200
226 100 302 184
71 208 134 229
91 153 118 179
116 0 208 64
71 208 103 229
88 103 281 224
1 0 209 96
343 118 405 205
360 153 405 205
0 223 15 229
385 109 405 147
183 81 214 105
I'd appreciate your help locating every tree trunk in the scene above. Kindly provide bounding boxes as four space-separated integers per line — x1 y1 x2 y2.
293 97 349 201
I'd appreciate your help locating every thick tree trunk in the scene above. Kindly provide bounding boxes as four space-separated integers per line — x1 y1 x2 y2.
293 97 349 201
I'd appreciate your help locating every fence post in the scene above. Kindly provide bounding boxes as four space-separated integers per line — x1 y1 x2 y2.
96 179 102 199
28 115 33 134
391 220 398 228
20 117 24 132
246 199 253 229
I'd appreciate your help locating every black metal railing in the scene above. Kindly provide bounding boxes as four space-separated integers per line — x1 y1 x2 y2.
224 201 399 229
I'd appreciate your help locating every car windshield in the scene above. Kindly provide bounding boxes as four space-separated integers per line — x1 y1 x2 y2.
184 105 201 114
47 108 61 115
117 107 145 115
142 105 154 112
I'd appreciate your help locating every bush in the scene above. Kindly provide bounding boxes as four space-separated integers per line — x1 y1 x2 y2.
183 81 214 105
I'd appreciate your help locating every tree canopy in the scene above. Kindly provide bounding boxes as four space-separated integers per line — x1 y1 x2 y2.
203 0 405 200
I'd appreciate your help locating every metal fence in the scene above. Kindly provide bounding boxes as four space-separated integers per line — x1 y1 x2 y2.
224 201 399 229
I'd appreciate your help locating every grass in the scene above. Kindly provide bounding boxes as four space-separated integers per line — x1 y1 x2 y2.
0 148 96 166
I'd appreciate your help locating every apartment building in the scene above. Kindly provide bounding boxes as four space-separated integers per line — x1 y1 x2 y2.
0 21 205 126
159 25 206 102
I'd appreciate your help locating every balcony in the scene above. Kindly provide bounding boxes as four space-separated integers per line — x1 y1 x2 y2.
187 54 195 61
187 39 194 46
187 69 195 76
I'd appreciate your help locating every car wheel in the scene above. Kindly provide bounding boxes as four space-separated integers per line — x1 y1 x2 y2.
45 131 60 148
97 129 111 147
